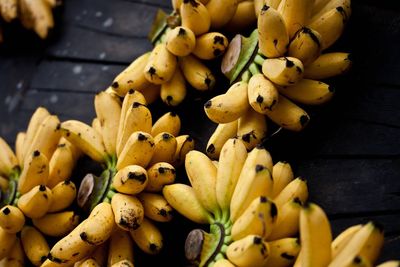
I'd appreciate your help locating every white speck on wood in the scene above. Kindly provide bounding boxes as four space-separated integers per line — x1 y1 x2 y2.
103 18 113 28
73 65 83 74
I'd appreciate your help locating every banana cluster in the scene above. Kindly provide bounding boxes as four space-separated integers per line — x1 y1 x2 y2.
0 0 59 42
164 138 310 266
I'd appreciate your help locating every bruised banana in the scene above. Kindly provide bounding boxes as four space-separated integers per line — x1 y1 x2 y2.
206 120 238 160
148 132 177 166
173 135 195 166
248 73 279 114
18 185 53 219
130 217 163 255
166 26 196 57
138 192 174 222
288 27 322 66
113 165 148 195
192 32 229 60
144 43 177 85
179 55 215 91
180 0 211 36
237 107 268 150
146 162 176 192
33 211 79 237
49 180 76 212
304 52 352 79
21 226 50 266
160 68 187 106
112 193 144 231
262 57 304 86
264 237 301 267
226 235 270 267
152 112 181 137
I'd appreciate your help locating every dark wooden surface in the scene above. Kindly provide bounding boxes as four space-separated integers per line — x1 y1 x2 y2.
0 0 399 265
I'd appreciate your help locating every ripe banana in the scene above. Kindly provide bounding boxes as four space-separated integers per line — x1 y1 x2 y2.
205 0 238 29
0 176 7 191
79 258 100 267
264 237 301 267
92 118 103 137
277 0 313 38
262 57 304 86
278 79 334 105
274 177 308 208
111 193 144 231
237 107 268 150
225 1 256 32
130 217 163 254
20 0 54 39
113 164 148 195
160 68 187 106
138 192 174 222
148 132 177 165
18 150 49 194
311 0 351 23
271 161 294 198
0 0 17 22
304 52 352 79
146 162 176 192
180 0 211 36
173 135 195 166
166 26 196 57
0 137 18 176
18 185 53 219
108 229 134 266
332 224 363 258
152 112 181 137
15 132 26 166
32 211 80 237
21 226 50 266
377 261 400 267
214 259 235 267
226 235 270 267
0 226 16 260
0 205 25 234
248 73 279 114
288 27 322 66
204 81 249 123
144 43 177 85
192 32 229 60
48 180 76 212
179 55 215 91
0 237 24 267
133 83 161 105
206 120 238 159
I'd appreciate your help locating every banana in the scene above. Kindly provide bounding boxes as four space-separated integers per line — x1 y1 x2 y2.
80 202 114 245
92 118 103 137
265 0 282 9
332 224 363 258
21 226 50 266
0 176 7 191
265 237 301 267
300 203 332 267
18 185 53 219
214 259 235 267
144 43 177 85
113 165 148 195
88 242 108 267
32 211 79 237
108 229 134 266
231 196 277 240
267 197 302 240
152 112 181 137
311 0 330 16
130 217 163 254
180 0 211 36
0 226 16 260
288 27 322 66
206 0 238 29
146 162 176 192
138 192 173 222
179 55 215 91
308 7 348 50
263 94 310 132
111 53 152 97
272 161 294 198
0 237 24 267
258 5 289 58
0 137 18 176
48 180 76 212
377 261 400 267
18 150 49 194
277 0 313 38
111 193 144 231
226 235 270 267
166 26 196 57
22 107 50 158
79 258 100 267
230 146 273 221
0 0 17 22
116 132 155 171
15 132 26 166
60 120 107 163
278 79 334 105
111 260 134 267
248 73 279 114
254 0 264 17
216 138 247 214
185 150 220 216
304 52 352 79
204 81 249 123
329 222 384 267
18 0 35 30
21 0 54 38
173 135 195 166
136 83 162 105
206 120 238 159
237 107 268 150
160 68 187 106
94 91 121 156
192 32 229 60
274 177 308 208
163 184 212 224
148 132 177 166
225 1 256 32
311 0 351 23
262 57 304 86
47 139 77 188
116 103 152 156
0 205 25 234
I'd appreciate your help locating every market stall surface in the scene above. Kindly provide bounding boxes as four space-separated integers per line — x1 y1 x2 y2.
0 0 399 265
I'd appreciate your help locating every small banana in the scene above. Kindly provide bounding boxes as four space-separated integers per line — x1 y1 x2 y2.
192 32 229 60
137 83 161 105
166 26 196 57
0 137 18 176
146 162 176 192
32 211 80 237
226 235 270 267
148 132 177 166
160 68 187 106
274 177 308 208
264 238 301 267
111 193 144 231
163 183 212 224
206 120 238 159
0 176 7 191
18 150 49 194
180 0 211 36
15 132 26 166
332 224 363 258
18 185 53 219
288 27 322 66
277 0 313 38
311 0 351 23
20 0 54 39
271 161 294 198
129 217 163 254
108 229 134 266
225 1 256 32
173 135 195 166
205 0 238 29
79 258 100 267
278 79 334 105
262 57 304 86
144 43 177 85
21 226 50 266
179 55 215 91
0 0 17 22
113 165 148 195
138 192 174 222
237 107 268 150
0 237 24 267
304 52 352 79
0 226 16 260
0 205 25 234
376 261 400 267
92 118 103 138
152 112 181 137
248 73 279 114
48 180 76 212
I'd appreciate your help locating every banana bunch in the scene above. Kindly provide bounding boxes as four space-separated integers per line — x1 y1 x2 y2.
0 0 60 42
163 138 309 266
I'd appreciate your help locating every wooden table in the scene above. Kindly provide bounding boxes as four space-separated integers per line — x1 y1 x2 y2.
0 0 399 265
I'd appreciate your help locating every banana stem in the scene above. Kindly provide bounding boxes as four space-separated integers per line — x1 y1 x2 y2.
249 63 261 76
240 70 251 83
253 54 265 66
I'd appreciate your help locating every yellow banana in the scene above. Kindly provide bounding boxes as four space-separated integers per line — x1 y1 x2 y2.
262 57 304 86
214 259 235 267
111 53 152 97
160 68 187 106
138 192 174 222
0 176 7 191
288 27 322 66
133 84 161 105
216 138 247 213
265 0 282 9
226 235 270 267
258 5 289 58
300 203 332 267
144 43 177 85
230 146 273 221
265 237 301 267
49 180 76 212
108 229 134 266
263 94 310 132
206 0 238 29
0 205 25 234
163 183 212 224
111 260 134 267
32 211 79 237
116 131 155 171
231 196 277 240
0 237 24 267
113 165 148 195
248 73 279 114
92 118 103 138
80 202 114 245
60 120 106 163
180 0 211 36
173 135 195 166
237 107 268 150
111 193 144 231
94 91 121 156
204 81 249 123
20 0 54 39
22 107 50 158
304 52 352 79
146 162 176 192
79 258 100 267
0 226 16 260
311 0 351 23
278 79 334 105
152 112 181 137
274 177 308 208
89 242 108 267
130 217 163 254
179 55 215 91
21 226 50 266
18 185 53 219
148 132 177 166
206 120 238 159
18 150 49 194
277 0 313 38
166 26 196 57
0 0 17 22
377 261 400 267
192 32 229 60
15 132 26 166
332 224 363 258
311 0 330 16
271 161 294 198
225 1 256 32
0 137 18 176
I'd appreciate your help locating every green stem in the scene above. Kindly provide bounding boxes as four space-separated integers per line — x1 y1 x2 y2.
240 70 251 83
254 54 265 66
249 63 261 76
